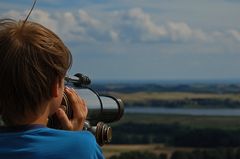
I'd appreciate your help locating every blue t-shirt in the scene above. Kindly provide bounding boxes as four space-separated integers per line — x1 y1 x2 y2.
0 125 105 159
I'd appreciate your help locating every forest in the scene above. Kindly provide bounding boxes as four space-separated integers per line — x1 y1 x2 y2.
103 114 240 159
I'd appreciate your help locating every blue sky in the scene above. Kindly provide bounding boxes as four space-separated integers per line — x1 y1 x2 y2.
1 0 240 81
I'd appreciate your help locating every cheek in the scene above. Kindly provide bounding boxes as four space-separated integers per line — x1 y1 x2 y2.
57 80 65 106
49 93 64 115
57 92 64 108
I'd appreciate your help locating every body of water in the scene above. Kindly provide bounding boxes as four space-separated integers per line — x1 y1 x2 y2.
125 107 240 116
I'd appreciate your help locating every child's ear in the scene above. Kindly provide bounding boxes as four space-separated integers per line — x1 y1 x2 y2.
51 81 59 97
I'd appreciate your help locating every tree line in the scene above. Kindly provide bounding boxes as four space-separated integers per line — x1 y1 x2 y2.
124 98 240 108
109 148 240 159
111 122 240 147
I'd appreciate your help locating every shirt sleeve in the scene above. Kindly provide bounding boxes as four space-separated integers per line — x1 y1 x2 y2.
75 131 105 159
93 144 105 159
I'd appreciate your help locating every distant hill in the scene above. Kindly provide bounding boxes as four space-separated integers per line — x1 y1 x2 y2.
92 83 240 94
91 83 240 108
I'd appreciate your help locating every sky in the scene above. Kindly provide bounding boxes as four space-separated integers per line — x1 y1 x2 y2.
1 0 240 82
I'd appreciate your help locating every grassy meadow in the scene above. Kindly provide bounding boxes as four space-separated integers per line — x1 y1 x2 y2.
102 144 192 159
109 91 240 108
111 92 240 101
115 113 240 129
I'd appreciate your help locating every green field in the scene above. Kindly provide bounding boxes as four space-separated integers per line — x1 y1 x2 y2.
115 113 240 129
108 91 240 108
111 92 240 101
102 144 191 159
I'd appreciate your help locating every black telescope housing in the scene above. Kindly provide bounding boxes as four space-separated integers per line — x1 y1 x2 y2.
48 73 124 146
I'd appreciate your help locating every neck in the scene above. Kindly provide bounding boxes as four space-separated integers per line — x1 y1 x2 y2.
3 103 53 127
31 104 50 126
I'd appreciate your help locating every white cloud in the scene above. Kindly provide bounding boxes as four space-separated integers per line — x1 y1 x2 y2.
1 7 239 45
30 9 58 33
78 10 100 28
167 21 193 41
109 8 211 43
1 10 25 19
109 30 119 41
109 8 167 42
227 30 240 42
128 8 167 37
166 21 208 42
56 12 86 41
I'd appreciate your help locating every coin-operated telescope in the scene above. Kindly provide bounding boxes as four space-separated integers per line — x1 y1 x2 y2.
48 73 124 146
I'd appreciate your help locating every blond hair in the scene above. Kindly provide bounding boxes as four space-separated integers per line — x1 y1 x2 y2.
0 19 72 125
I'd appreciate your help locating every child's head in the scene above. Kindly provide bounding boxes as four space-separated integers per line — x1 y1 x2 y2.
0 19 72 125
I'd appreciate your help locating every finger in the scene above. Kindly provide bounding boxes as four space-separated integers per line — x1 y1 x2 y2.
65 87 85 117
77 98 88 118
56 108 73 130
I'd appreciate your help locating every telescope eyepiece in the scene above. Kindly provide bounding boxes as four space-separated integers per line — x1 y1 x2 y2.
64 73 91 87
74 73 91 86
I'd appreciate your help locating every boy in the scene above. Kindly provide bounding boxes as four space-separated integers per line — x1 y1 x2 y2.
0 18 104 159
